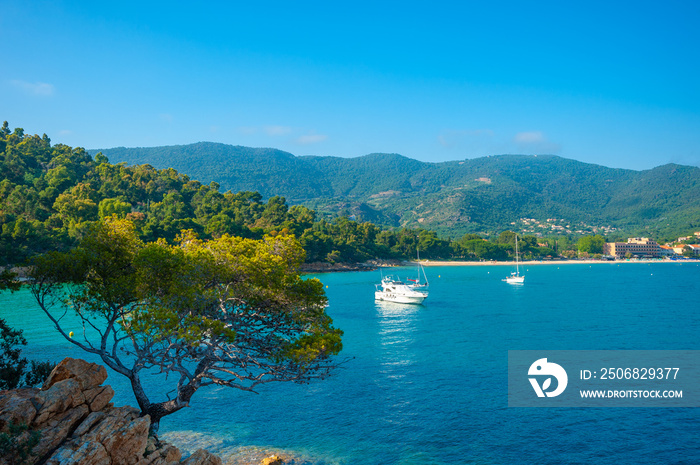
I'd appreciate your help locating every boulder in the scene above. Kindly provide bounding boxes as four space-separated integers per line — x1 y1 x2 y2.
42 358 108 391
33 404 90 459
181 449 222 465
0 388 38 431
0 358 224 465
83 384 115 412
261 456 284 465
49 406 149 465
44 439 110 465
34 378 86 425
139 439 182 465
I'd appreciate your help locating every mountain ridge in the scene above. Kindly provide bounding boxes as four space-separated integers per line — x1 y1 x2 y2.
92 143 700 237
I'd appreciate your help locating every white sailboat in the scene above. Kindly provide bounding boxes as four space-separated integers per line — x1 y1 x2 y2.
504 235 525 284
408 249 430 290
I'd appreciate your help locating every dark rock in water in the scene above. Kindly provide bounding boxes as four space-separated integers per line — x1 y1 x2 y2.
300 261 376 272
299 260 410 272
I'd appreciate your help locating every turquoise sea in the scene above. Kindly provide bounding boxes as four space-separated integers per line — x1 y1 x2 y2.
3 262 700 464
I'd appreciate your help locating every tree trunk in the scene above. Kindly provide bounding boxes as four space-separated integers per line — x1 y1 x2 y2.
144 381 200 437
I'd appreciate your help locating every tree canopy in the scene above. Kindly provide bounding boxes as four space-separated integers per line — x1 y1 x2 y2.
577 235 605 255
30 218 343 434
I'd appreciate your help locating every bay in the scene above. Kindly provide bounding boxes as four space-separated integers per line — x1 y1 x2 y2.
2 262 700 464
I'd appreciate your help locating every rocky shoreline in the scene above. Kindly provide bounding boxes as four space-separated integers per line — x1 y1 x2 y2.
299 259 408 273
0 358 286 465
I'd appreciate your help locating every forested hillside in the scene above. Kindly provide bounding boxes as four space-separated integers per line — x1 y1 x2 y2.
5 121 696 268
4 122 557 266
96 143 700 237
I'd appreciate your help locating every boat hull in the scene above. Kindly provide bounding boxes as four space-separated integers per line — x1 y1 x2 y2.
375 291 427 304
504 276 525 284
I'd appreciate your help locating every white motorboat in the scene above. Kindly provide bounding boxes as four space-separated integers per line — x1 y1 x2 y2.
504 235 525 284
375 275 428 304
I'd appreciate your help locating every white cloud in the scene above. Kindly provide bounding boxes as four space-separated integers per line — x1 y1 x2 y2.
11 80 55 96
514 131 544 144
513 131 561 154
264 125 292 136
296 133 328 145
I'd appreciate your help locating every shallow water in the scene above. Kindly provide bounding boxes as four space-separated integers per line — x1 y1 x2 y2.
3 262 700 464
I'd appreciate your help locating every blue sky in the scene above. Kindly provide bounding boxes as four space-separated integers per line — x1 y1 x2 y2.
2 1 699 170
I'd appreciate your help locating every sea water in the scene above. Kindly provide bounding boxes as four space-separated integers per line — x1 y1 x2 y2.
2 262 700 464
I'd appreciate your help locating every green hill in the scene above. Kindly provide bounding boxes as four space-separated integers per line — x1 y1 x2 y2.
94 143 700 238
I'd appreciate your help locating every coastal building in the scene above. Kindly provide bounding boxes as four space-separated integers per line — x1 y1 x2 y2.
659 245 676 257
672 244 700 256
676 232 700 242
603 237 661 259
673 245 689 255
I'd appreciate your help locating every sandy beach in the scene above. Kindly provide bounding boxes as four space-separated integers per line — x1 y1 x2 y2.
414 258 695 267
300 258 698 272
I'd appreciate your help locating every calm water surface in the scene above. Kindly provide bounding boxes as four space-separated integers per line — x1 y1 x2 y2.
3 262 700 464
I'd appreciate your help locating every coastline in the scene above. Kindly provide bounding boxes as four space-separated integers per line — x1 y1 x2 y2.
415 258 697 267
300 258 698 273
299 260 399 273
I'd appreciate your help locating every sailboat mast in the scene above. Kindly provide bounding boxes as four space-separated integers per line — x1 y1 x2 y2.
416 241 428 286
416 240 421 282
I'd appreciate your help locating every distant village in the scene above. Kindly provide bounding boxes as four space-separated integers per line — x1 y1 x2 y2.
511 217 618 236
602 233 700 260
507 217 699 260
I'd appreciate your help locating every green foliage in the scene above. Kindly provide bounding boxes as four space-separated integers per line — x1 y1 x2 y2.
0 267 56 391
454 237 509 261
0 269 21 292
30 218 342 433
0 421 41 465
0 317 54 390
577 235 605 254
23 360 56 387
0 318 27 390
98 198 131 219
681 245 695 258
